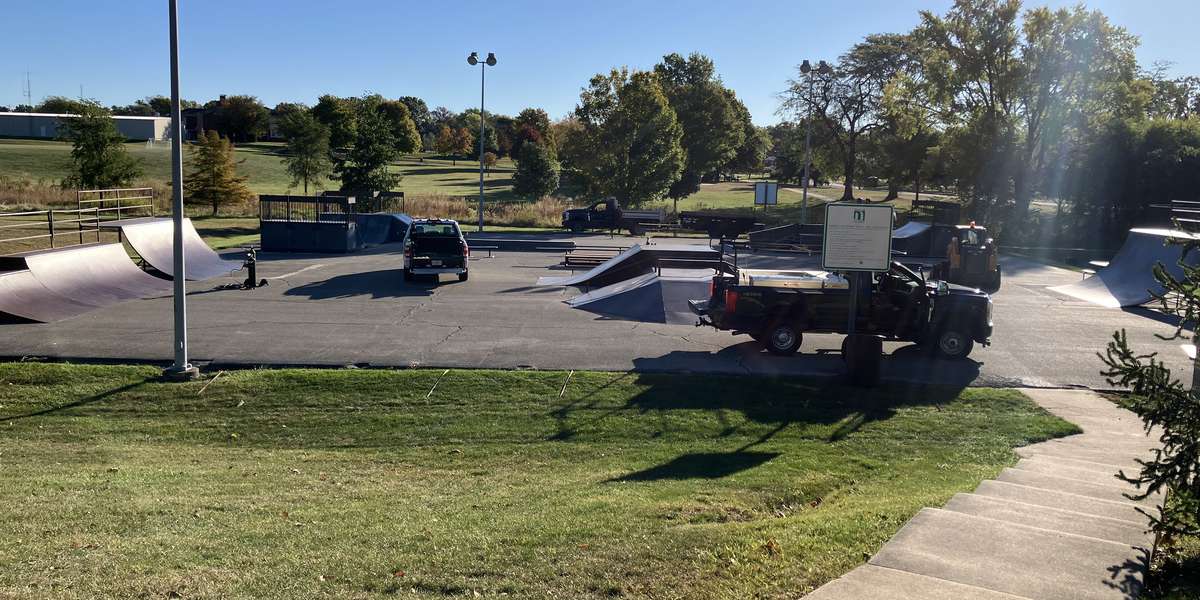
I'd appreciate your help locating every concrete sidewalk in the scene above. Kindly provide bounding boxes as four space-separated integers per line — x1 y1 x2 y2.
805 388 1160 600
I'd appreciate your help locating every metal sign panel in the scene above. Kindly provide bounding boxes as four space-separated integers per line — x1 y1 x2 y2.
754 182 778 205
822 203 894 272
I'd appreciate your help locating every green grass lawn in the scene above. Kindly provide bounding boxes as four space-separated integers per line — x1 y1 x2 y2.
0 363 1077 599
0 139 516 199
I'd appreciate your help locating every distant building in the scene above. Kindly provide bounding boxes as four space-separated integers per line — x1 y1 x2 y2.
0 112 171 141
181 106 210 141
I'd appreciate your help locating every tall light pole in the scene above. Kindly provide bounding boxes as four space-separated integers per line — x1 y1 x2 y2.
164 0 197 381
467 52 496 233
799 59 832 225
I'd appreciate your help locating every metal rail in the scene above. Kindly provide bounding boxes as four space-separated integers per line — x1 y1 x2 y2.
0 206 108 250
76 187 156 244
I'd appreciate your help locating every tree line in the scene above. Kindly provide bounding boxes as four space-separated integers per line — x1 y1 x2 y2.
770 0 1200 246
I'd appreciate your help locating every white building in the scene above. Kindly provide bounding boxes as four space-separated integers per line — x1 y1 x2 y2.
0 112 172 141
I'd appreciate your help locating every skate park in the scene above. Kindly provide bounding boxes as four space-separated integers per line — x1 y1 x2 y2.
0 212 1193 390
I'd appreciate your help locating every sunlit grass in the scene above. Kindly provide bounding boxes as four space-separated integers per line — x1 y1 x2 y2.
0 362 1077 599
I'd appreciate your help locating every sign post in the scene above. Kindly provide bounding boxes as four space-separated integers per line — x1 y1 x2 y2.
754 182 778 213
823 202 894 384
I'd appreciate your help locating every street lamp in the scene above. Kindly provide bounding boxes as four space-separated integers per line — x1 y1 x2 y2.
467 52 497 233
799 59 833 225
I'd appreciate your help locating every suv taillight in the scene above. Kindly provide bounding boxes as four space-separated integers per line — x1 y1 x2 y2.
709 278 716 298
404 243 413 258
724 289 739 312
462 241 470 257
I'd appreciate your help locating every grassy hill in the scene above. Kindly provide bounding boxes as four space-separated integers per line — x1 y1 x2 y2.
0 138 948 218
0 362 1076 599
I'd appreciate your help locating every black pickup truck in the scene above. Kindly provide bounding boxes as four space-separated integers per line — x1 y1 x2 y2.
690 261 992 359
562 198 664 235
402 218 469 283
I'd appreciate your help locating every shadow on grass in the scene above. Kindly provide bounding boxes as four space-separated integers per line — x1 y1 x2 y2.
609 451 781 481
559 357 975 480
0 379 149 421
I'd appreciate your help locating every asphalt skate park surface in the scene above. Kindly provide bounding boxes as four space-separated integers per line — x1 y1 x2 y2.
0 233 1191 389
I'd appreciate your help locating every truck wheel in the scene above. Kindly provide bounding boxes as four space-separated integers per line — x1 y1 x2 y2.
985 266 1002 293
764 322 802 356
934 329 974 360
458 270 469 282
628 224 641 236
403 268 414 282
569 222 585 233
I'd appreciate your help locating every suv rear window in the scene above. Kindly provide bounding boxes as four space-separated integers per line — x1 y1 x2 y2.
413 223 458 236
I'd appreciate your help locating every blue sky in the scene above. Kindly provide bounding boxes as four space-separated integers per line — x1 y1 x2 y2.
2 0 1197 125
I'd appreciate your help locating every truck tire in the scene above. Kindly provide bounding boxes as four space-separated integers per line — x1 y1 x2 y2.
569 222 585 233
985 266 1002 293
458 270 469 282
764 321 802 356
628 224 642 236
934 328 974 360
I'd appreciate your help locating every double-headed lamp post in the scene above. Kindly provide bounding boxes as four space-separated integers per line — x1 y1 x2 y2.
467 52 497 233
799 59 833 225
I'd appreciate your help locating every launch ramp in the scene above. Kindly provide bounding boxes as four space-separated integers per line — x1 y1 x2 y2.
1049 228 1200 308
537 244 719 288
566 272 713 324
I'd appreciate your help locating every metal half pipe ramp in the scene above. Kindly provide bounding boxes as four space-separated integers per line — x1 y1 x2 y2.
1049 228 1200 308
23 243 173 307
0 243 173 320
104 217 242 281
0 269 98 322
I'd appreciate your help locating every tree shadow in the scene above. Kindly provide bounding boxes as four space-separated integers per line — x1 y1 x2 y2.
618 370 965 433
1103 552 1150 598
283 269 434 299
1122 305 1192 330
554 359 973 481
1 379 149 421
608 451 781 482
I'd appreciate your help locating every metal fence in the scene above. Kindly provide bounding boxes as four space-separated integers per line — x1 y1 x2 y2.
259 193 405 223
0 206 107 251
0 187 156 253
77 187 155 222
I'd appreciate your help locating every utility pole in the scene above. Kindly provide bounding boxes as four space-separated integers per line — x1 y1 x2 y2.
163 0 197 381
23 71 32 137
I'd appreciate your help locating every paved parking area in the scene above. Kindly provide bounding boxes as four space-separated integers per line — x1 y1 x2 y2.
0 237 1190 389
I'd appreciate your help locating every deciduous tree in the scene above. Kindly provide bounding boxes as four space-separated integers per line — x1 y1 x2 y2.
35 96 89 114
566 68 684 206
58 101 143 189
312 95 358 149
374 98 422 154
512 142 560 199
210 95 269 143
333 105 401 194
280 111 332 194
654 53 745 202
